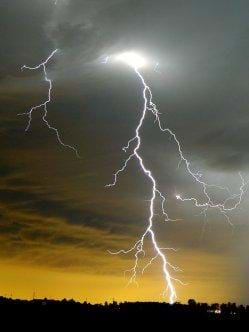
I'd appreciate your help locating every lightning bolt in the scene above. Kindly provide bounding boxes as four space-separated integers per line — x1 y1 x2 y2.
107 64 183 304
19 49 80 158
106 54 248 303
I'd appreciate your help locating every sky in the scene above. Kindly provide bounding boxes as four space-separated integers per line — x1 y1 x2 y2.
0 0 249 304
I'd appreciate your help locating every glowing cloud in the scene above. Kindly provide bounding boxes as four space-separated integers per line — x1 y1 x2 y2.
115 52 147 69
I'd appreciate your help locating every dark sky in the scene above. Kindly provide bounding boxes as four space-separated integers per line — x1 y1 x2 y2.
0 0 248 303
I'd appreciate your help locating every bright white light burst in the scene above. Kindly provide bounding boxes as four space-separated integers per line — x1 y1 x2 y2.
115 52 147 69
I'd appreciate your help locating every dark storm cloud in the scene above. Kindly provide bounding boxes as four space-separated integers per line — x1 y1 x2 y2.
0 158 132 271
0 183 129 234
1 0 248 172
0 0 248 222
40 0 249 171
0 0 54 78
0 207 130 272
0 160 18 178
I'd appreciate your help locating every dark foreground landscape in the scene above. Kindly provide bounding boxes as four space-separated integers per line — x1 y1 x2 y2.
0 296 248 326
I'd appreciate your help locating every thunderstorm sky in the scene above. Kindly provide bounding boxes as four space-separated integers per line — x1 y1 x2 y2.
0 0 249 303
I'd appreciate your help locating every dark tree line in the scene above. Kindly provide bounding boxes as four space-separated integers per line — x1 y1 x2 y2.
0 296 248 324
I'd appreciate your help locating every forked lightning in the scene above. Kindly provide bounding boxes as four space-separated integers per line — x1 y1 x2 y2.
106 52 248 303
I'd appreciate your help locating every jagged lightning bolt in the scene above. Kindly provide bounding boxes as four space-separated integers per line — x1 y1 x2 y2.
106 52 248 303
106 53 183 303
19 49 80 158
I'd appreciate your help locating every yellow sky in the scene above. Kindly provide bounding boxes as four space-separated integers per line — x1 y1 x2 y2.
0 249 240 304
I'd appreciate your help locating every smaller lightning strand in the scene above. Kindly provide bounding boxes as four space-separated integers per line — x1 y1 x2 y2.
176 172 248 226
19 49 80 158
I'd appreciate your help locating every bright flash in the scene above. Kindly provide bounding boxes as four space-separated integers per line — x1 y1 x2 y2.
115 52 147 69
